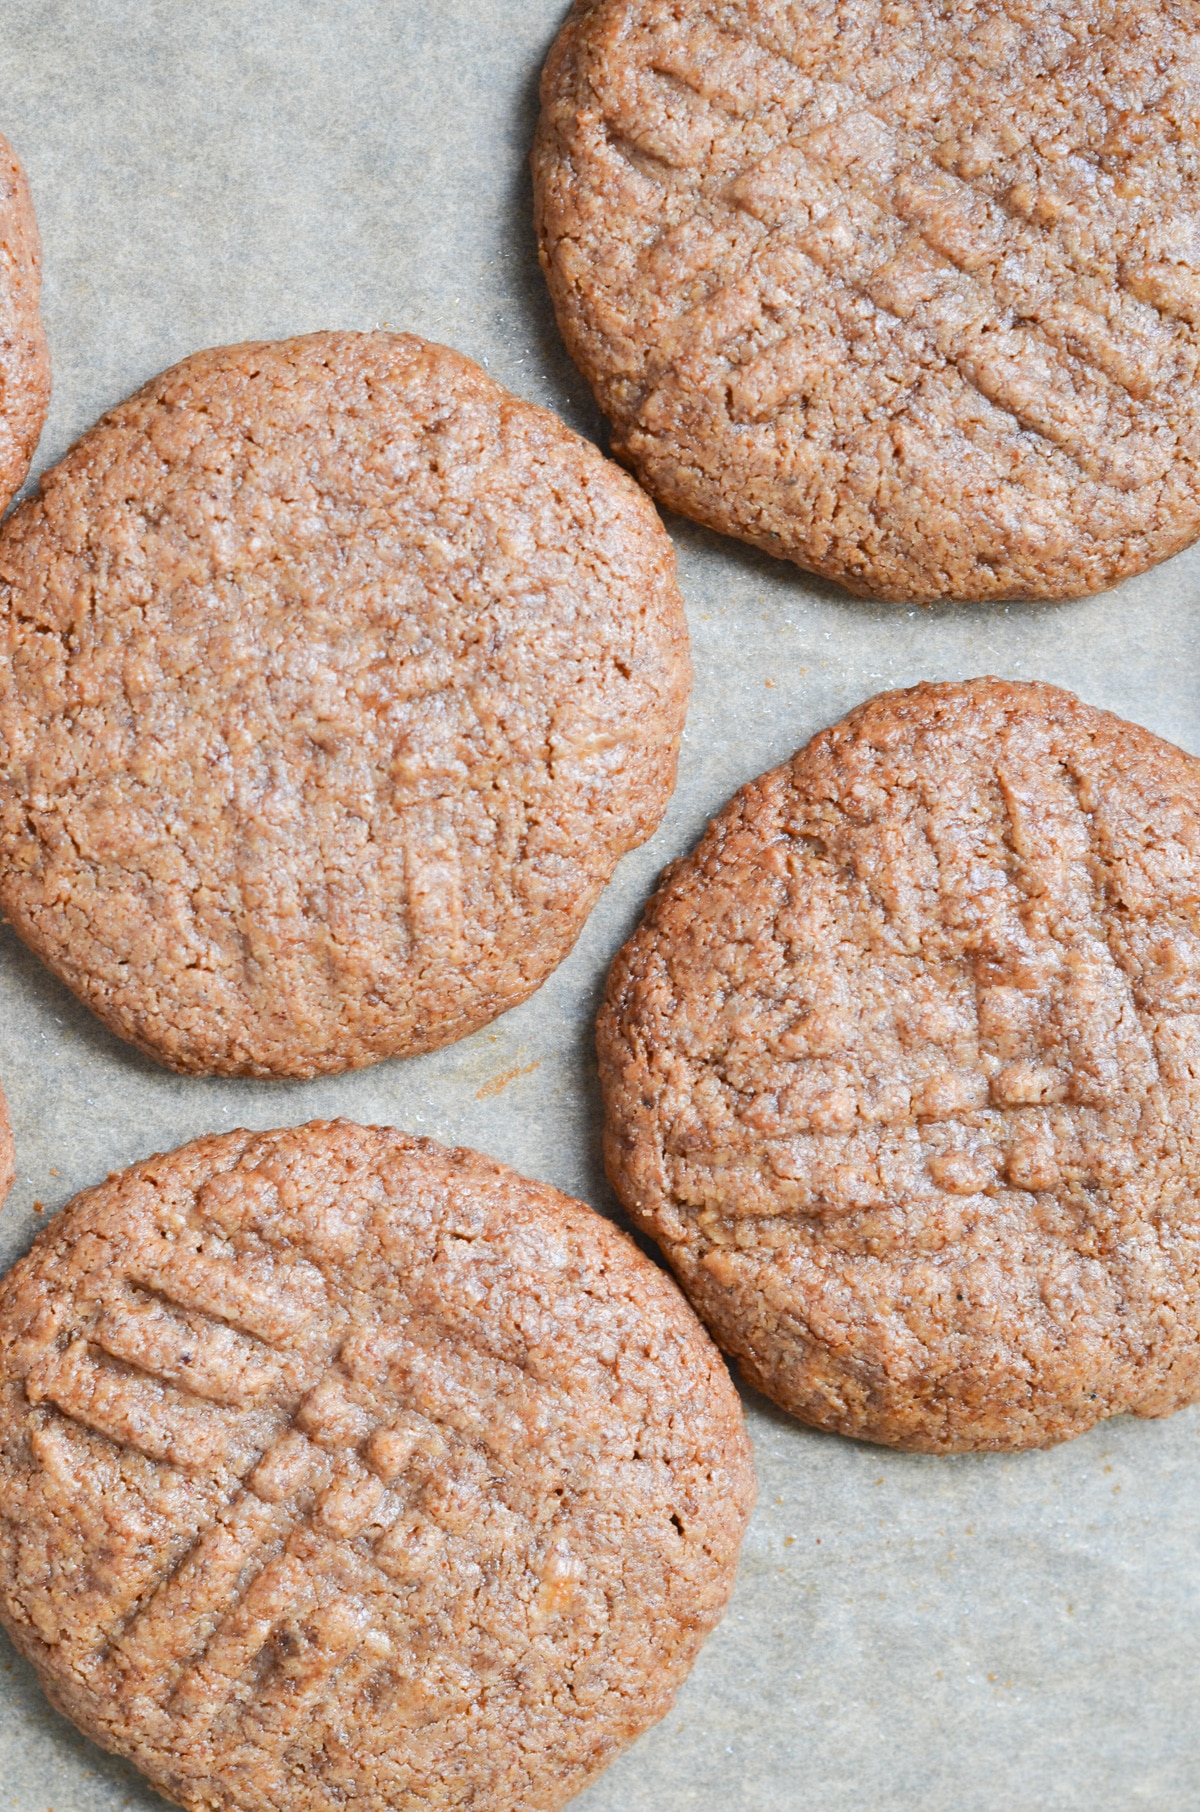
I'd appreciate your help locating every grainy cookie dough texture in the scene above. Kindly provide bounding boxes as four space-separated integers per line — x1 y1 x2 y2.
0 130 49 515
0 1120 754 1812
535 0 1200 602
0 331 690 1077
599 679 1200 1451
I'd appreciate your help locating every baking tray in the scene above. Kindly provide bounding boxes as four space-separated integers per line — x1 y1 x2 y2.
0 4 1197 1808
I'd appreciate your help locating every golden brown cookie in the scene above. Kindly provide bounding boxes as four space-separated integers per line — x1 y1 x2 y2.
0 130 49 515
599 679 1200 1451
535 1 1200 602
0 331 690 1077
0 1120 754 1812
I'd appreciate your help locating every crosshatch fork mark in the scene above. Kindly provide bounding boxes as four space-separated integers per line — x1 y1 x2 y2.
26 1341 232 1471
0 1118 754 1812
113 1485 301 1679
624 99 1169 484
650 700 1182 1235
555 0 1200 532
91 1296 288 1407
126 1247 329 1348
116 1451 413 1730
83 1308 594 1741
83 1354 478 1735
50 1257 587 1733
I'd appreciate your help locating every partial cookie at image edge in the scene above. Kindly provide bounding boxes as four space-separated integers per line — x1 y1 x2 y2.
0 1118 754 1812
0 128 49 519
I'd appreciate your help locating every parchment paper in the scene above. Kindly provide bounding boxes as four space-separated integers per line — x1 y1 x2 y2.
0 6 1196 1808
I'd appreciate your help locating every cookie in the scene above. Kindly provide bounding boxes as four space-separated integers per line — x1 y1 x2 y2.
599 679 1200 1451
0 331 690 1077
0 130 49 515
535 1 1200 603
0 1120 754 1812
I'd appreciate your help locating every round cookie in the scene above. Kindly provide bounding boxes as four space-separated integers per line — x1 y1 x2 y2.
535 1 1200 603
0 331 690 1077
0 1120 754 1812
599 679 1200 1451
0 130 49 515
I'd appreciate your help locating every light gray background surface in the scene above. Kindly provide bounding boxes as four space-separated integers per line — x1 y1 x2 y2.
0 5 1196 1809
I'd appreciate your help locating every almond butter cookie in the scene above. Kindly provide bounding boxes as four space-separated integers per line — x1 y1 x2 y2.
0 332 690 1076
0 130 49 514
535 1 1200 602
0 1120 753 1811
599 679 1200 1450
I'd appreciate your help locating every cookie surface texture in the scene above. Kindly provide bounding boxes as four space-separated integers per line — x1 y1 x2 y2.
0 130 49 514
599 679 1200 1450
0 1120 754 1812
535 1 1200 602
0 331 690 1077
